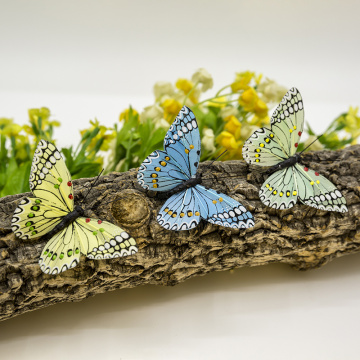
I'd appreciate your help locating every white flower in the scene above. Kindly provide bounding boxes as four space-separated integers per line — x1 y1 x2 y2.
241 124 259 140
303 135 324 151
140 104 164 123
202 128 216 152
153 82 175 100
219 106 239 119
191 68 213 92
154 118 170 130
257 78 288 104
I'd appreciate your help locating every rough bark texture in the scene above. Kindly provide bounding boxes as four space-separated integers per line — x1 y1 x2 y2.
0 146 359 322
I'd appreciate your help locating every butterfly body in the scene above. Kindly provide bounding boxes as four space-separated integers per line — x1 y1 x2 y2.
138 106 255 230
266 153 301 175
12 140 138 274
243 87 348 212
41 205 84 241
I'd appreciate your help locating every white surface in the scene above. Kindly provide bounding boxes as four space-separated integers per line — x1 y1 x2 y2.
0 1 359 359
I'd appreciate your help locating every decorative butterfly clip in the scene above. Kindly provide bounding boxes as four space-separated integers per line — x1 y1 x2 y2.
242 87 348 212
11 140 138 275
137 106 255 231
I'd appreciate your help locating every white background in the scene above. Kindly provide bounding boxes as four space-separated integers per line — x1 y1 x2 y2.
0 1 360 359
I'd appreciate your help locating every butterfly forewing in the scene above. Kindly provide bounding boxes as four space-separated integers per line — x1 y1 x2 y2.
270 87 304 156
164 106 201 178
30 140 74 212
137 150 189 191
242 127 288 166
11 197 67 239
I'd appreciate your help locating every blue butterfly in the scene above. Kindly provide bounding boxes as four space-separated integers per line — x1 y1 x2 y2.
137 106 255 231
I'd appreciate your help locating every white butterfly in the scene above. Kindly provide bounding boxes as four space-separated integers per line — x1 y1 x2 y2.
242 87 348 212
11 140 138 275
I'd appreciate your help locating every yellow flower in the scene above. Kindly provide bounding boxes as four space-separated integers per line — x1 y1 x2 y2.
176 78 199 103
14 135 30 161
202 128 216 152
238 88 258 112
28 107 51 127
154 82 175 100
250 114 270 127
224 115 241 139
254 98 268 118
0 118 13 128
119 108 139 123
81 120 116 152
161 98 182 123
344 106 360 134
22 124 34 136
231 71 254 92
0 118 22 137
176 78 194 94
216 131 238 150
192 68 213 92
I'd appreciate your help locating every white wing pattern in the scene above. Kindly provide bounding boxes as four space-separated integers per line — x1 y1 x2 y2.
244 88 348 212
39 217 138 274
243 87 304 165
12 140 138 275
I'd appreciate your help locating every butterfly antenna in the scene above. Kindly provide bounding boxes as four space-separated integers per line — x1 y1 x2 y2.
300 134 323 154
80 168 104 205
207 150 228 167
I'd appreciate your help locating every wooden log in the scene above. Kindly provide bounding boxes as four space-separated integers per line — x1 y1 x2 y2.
0 145 359 322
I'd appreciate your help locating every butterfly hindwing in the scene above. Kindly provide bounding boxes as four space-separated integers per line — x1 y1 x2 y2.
39 223 81 275
11 197 67 239
137 150 188 191
294 164 348 212
194 185 255 229
164 106 201 178
270 87 304 156
75 218 138 259
157 189 201 231
30 140 74 212
242 127 288 166
259 167 298 210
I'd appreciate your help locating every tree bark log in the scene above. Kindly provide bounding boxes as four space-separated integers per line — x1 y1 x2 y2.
0 145 359 322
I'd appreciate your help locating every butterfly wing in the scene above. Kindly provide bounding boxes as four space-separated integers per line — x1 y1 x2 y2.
30 139 74 212
157 189 201 230
137 106 201 192
242 87 304 165
259 167 298 209
39 223 81 274
137 150 189 191
75 218 138 259
194 185 255 229
242 127 288 166
39 218 138 274
12 139 74 239
269 87 304 157
294 164 348 212
164 106 201 177
11 197 67 240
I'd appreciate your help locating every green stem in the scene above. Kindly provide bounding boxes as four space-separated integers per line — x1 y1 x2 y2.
194 92 239 107
215 84 232 97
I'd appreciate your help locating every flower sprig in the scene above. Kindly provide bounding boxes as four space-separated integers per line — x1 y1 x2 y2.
0 69 358 197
